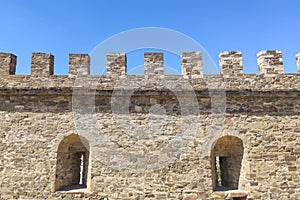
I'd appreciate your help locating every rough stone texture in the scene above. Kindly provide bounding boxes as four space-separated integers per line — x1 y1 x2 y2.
183 193 197 200
144 52 164 79
69 54 90 77
31 53 54 77
257 50 284 77
182 52 203 79
0 52 16 75
106 52 127 79
0 51 299 200
296 52 300 73
212 190 248 200
219 51 243 78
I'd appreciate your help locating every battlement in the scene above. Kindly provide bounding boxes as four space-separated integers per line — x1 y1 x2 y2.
0 50 300 91
1 50 300 200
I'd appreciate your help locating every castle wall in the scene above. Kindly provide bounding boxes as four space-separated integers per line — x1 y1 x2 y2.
0 51 299 200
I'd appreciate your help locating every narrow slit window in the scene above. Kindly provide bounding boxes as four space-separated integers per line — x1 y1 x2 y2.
79 153 84 185
215 156 222 187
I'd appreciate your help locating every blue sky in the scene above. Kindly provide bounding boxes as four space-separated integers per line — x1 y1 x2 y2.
1 0 300 75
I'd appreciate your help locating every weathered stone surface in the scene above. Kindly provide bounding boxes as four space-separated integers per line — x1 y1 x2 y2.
257 50 284 77
219 51 243 78
296 52 300 73
183 193 197 200
0 52 16 75
182 52 202 79
106 52 127 79
69 54 90 77
0 51 299 200
144 52 164 79
31 52 54 76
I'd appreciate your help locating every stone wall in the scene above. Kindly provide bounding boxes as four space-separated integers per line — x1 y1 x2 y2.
0 51 299 200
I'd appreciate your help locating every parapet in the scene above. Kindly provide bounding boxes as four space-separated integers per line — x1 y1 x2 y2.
0 50 299 91
296 52 300 73
31 53 54 76
106 53 127 79
257 50 284 77
219 51 243 78
182 52 202 79
144 52 164 79
0 52 16 75
69 54 90 77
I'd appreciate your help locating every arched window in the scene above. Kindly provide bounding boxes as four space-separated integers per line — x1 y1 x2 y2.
211 136 244 191
55 134 89 191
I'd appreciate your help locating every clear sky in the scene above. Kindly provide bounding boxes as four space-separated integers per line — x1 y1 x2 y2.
1 0 300 75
